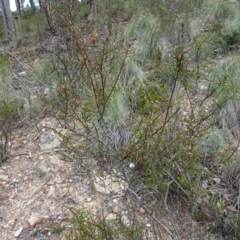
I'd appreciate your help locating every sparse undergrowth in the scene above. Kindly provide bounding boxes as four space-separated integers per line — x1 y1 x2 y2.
65 208 143 240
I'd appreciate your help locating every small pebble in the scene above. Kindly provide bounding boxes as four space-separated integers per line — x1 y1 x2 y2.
129 163 135 169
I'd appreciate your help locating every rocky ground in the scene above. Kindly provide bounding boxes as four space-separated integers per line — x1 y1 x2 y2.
0 116 158 239
1 116 235 240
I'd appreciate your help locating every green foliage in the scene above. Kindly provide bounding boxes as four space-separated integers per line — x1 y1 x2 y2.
75 4 90 20
199 127 228 157
123 13 165 63
0 98 16 163
98 0 137 22
65 208 143 240
21 7 37 19
35 56 59 86
221 14 240 48
181 0 240 61
52 222 64 234
208 56 240 134
6 9 47 46
202 0 240 50
127 80 169 114
0 18 5 39
0 98 15 119
203 0 238 22
227 154 240 184
192 32 224 61
0 53 11 77
195 192 240 237
210 56 240 104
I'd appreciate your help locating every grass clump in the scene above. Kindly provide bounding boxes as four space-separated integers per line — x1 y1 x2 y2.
13 9 47 45
0 98 16 163
123 13 164 62
202 0 240 50
65 208 143 240
0 53 11 76
199 126 229 157
208 55 240 135
221 13 240 49
203 0 238 22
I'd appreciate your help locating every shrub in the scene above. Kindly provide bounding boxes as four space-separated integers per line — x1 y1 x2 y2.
208 56 240 135
34 1 240 239
202 0 240 50
65 208 143 240
0 98 16 163
221 14 240 48
199 126 229 157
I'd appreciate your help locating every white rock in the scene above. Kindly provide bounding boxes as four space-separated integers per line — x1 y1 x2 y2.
27 197 36 206
93 183 107 194
201 180 208 189
213 177 221 184
30 94 37 101
112 205 119 213
9 219 16 226
39 130 61 151
54 177 62 184
129 163 135 169
106 213 117 221
49 155 63 167
37 161 49 173
0 174 8 181
14 226 23 237
18 71 26 76
29 182 46 198
44 88 50 95
47 186 55 197
140 208 145 214
28 212 42 226
69 185 75 194
94 173 127 195
121 215 130 226
47 180 54 185
200 85 207 90
50 206 56 211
